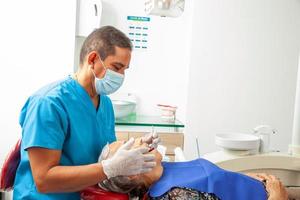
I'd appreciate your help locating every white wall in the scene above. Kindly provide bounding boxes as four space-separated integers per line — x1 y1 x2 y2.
2 0 298 166
74 0 194 123
185 0 300 159
0 0 76 165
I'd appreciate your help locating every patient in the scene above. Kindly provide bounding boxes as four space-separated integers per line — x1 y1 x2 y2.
94 138 288 200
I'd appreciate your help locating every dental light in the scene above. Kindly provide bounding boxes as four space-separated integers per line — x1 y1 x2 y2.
144 0 185 17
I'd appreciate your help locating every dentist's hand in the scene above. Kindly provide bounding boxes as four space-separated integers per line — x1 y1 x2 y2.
101 138 156 179
142 131 161 149
142 132 161 149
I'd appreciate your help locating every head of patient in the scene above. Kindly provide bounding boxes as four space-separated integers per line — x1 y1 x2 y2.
98 138 163 195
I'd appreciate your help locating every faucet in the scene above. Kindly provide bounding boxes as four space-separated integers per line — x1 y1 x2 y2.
253 125 277 153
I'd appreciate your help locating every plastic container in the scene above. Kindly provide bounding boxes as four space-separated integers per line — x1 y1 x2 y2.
112 100 136 119
157 104 177 120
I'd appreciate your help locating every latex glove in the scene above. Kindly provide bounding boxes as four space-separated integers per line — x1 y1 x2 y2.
98 143 110 162
101 138 156 179
142 131 161 149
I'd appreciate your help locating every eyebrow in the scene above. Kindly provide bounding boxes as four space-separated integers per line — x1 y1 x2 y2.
113 62 129 69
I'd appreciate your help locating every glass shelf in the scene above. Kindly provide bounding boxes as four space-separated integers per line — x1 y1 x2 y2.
115 114 184 128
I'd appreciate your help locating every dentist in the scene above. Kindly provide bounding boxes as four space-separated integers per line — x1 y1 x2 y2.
13 26 159 199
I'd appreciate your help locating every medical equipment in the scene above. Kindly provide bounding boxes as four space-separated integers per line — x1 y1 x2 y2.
254 125 277 153
203 126 300 198
157 144 172 162
214 125 277 156
203 126 300 189
144 0 185 17
157 145 166 158
215 133 260 155
174 147 186 162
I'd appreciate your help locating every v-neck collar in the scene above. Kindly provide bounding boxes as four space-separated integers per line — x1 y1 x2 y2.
67 76 103 115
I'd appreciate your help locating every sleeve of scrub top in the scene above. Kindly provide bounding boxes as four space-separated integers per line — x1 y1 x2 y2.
22 97 68 151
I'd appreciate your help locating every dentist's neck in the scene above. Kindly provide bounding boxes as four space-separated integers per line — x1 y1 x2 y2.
74 67 98 99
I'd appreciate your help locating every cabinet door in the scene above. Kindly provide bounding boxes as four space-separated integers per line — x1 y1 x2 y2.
116 131 129 141
128 132 147 139
158 133 184 155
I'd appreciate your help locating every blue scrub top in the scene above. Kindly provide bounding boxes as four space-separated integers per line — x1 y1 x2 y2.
13 76 116 200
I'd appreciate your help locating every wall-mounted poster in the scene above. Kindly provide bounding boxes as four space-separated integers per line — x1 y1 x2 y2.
127 16 150 51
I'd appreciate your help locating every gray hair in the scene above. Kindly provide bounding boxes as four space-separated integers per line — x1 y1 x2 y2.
98 176 140 193
79 26 132 64
98 176 147 199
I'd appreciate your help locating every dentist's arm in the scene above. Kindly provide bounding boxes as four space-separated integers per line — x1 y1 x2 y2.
28 138 156 193
28 147 105 193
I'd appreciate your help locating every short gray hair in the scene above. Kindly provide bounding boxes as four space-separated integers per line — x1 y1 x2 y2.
98 176 147 199
79 26 132 64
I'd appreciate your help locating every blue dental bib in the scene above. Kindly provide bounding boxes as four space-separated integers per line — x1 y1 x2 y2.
149 159 267 200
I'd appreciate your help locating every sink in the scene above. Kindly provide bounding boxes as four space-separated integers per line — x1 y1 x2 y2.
112 100 136 119
215 133 260 151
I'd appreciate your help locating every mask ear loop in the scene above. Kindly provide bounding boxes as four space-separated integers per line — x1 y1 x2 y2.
89 65 97 78
88 65 98 96
91 57 107 79
99 59 108 74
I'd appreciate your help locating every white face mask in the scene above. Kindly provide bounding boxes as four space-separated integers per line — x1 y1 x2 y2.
91 60 124 95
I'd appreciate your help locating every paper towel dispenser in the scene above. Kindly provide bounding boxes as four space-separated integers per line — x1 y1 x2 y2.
76 0 102 37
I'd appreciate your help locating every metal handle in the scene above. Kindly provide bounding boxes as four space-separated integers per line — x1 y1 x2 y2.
94 4 98 16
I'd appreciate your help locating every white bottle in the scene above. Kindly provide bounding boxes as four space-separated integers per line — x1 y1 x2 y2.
253 125 276 153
